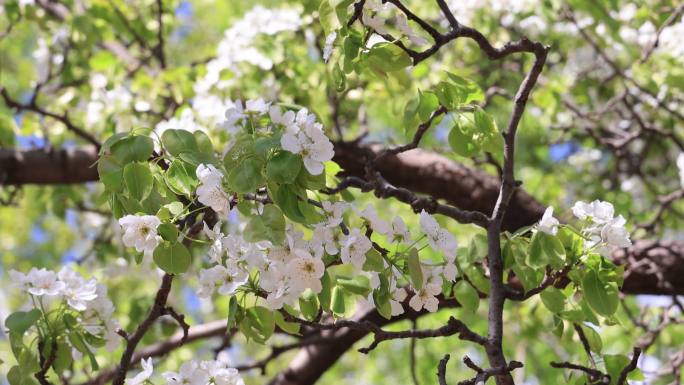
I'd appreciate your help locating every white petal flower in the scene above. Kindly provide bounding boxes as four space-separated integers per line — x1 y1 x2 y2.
118 215 162 257
340 228 372 269
286 250 325 293
196 164 231 216
58 267 98 311
538 206 560 235
388 216 411 243
323 31 337 62
245 98 271 115
125 358 153 385
213 367 245 385
395 14 427 45
390 288 408 316
26 268 65 296
279 108 334 176
359 205 391 235
601 215 632 248
269 105 295 127
163 361 208 385
319 201 348 227
408 283 442 312
419 210 457 256
362 12 389 35
677 152 684 188
572 200 614 223
221 100 245 134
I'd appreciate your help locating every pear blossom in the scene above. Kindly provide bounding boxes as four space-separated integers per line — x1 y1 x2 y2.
269 227 308 262
269 105 295 127
408 282 442 312
311 224 340 255
163 361 209 385
572 200 614 223
362 12 389 35
125 358 153 385
677 152 684 188
323 31 337 62
280 109 335 175
601 215 632 248
221 100 246 133
319 201 348 227
359 205 391 235
538 206 560 235
390 287 408 316
58 267 98 311
196 164 231 216
26 268 66 296
245 98 270 115
203 221 225 263
286 250 325 293
212 367 245 385
118 215 162 257
419 210 457 257
340 228 372 269
387 216 411 243
396 14 428 45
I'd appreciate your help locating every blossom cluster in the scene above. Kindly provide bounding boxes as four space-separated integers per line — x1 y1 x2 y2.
538 200 631 257
8 267 120 351
125 357 244 385
195 201 459 314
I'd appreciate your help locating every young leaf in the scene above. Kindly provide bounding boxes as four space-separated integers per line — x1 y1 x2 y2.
123 163 153 201
153 242 192 274
407 248 423 290
582 269 619 317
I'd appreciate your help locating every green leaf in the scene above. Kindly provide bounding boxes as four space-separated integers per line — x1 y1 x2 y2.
363 248 384 271
473 108 503 155
99 132 129 155
274 311 300 335
580 325 603 353
111 135 154 163
244 205 286 244
540 287 566 313
157 223 178 242
318 272 332 311
161 129 198 156
97 155 123 192
453 280 479 312
193 131 214 153
364 43 412 75
123 163 153 201
227 158 264 194
153 242 192 274
582 269 619 317
448 120 479 157
266 151 302 184
526 231 549 268
226 296 241 331
244 306 275 344
337 276 371 296
331 286 346 316
299 290 320 320
407 248 423 290
165 160 197 196
5 309 41 334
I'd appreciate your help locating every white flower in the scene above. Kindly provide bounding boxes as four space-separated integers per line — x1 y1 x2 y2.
269 227 308 263
442 260 458 282
601 215 632 248
203 221 225 263
163 361 208 385
269 105 295 127
311 224 340 255
419 210 457 257
125 358 153 385
58 267 98 311
323 31 337 62
571 200 614 223
340 228 372 269
27 268 65 296
390 288 408 316
280 110 334 175
286 250 325 293
395 14 427 45
221 100 246 133
212 367 245 385
387 216 411 243
196 164 231 216
8 270 31 291
408 283 442 312
245 98 270 115
118 215 162 257
538 206 560 235
677 152 684 188
359 205 391 235
319 201 348 227
362 12 389 35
